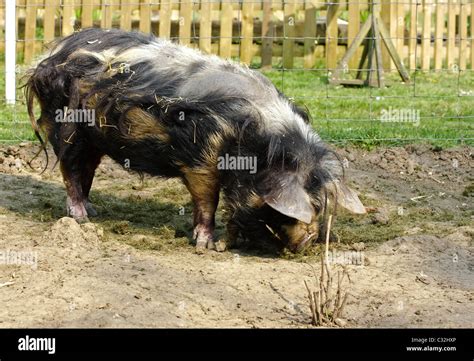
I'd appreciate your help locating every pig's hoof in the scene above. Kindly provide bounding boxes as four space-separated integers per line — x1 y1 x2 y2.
74 216 90 224
195 243 207 254
195 238 216 253
84 202 98 217
206 240 216 250
214 240 227 252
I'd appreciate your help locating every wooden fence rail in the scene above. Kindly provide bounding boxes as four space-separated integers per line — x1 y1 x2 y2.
2 0 473 71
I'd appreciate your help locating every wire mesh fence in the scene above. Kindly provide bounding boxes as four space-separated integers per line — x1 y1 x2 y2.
0 0 473 145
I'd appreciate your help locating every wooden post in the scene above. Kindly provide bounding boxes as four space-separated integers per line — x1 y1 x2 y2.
139 0 152 33
120 0 132 31
389 0 398 70
471 1 474 69
82 0 94 28
347 0 360 70
101 0 113 29
220 0 233 58
17 0 25 57
421 0 432 71
434 0 446 70
447 0 456 70
283 0 296 69
179 0 193 45
240 0 254 64
261 0 274 68
326 0 340 71
397 0 405 61
44 0 59 43
0 6 4 44
374 9 385 87
459 0 467 70
159 0 172 39
381 0 393 70
62 0 75 36
408 0 418 70
24 0 38 64
200 0 212 54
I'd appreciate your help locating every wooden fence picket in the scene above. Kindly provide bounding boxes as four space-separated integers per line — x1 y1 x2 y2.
240 0 254 64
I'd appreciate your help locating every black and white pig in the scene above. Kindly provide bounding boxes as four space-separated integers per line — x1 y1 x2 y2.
25 28 366 253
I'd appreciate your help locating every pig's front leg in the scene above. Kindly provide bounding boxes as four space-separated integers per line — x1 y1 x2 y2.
192 198 218 252
80 150 103 217
61 162 89 224
59 145 103 223
183 172 220 253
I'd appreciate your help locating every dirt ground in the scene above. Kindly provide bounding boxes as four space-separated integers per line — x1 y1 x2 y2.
0 142 472 328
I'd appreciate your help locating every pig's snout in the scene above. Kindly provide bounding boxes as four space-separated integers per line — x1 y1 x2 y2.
289 232 317 253
282 219 319 253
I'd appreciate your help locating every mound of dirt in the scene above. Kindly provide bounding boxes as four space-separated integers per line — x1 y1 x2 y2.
42 217 103 260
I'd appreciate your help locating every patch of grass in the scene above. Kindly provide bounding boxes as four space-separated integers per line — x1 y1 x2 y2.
333 215 405 245
263 69 474 147
0 64 35 142
462 183 474 197
111 220 131 235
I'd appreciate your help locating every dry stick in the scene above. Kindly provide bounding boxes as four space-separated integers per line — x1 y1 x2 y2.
0 281 15 288
325 214 333 265
335 292 349 320
324 214 333 319
318 279 323 324
335 271 342 315
325 272 333 319
313 291 321 324
320 254 325 298
334 271 343 318
304 280 316 325
335 269 350 319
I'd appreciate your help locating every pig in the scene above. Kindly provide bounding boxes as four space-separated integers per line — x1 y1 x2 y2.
24 28 366 253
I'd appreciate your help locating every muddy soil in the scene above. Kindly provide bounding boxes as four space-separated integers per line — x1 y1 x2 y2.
0 143 472 327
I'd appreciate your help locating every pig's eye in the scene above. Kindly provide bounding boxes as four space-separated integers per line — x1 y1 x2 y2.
310 202 321 213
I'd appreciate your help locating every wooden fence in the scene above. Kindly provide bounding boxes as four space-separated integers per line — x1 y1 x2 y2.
2 0 474 71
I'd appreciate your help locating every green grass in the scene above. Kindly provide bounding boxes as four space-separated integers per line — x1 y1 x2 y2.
263 69 474 147
0 65 34 142
0 61 473 146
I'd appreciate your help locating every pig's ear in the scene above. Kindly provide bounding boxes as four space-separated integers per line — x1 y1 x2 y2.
263 175 313 224
327 180 366 214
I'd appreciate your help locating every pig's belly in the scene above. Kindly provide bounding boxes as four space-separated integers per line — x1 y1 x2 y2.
97 137 184 178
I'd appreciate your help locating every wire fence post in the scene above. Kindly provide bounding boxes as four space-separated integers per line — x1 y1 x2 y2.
5 0 17 105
